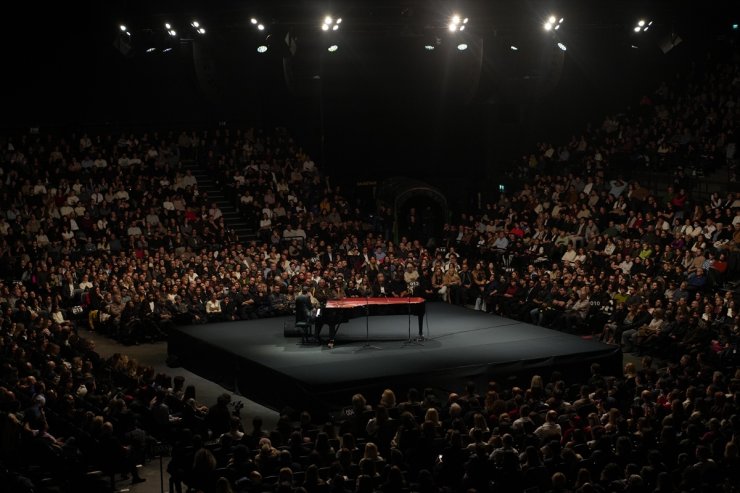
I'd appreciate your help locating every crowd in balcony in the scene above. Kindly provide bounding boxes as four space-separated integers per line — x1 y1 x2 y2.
0 38 739 493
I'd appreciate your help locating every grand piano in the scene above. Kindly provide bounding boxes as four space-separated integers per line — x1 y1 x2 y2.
317 297 426 342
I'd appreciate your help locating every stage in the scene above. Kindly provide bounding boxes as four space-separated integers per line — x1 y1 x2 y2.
168 303 621 416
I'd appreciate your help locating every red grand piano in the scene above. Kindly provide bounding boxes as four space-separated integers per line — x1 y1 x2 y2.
317 297 426 342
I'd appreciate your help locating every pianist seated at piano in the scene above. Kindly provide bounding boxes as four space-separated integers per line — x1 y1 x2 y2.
294 285 320 342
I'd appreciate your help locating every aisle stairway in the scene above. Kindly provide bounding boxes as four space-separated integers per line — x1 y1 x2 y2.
180 160 258 242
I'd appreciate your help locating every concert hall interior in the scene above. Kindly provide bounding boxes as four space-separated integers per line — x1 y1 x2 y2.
2 1 740 492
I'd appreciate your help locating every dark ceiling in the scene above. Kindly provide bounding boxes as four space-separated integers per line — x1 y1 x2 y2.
2 1 739 186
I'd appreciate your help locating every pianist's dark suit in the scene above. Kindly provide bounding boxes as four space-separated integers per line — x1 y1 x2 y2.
295 293 314 340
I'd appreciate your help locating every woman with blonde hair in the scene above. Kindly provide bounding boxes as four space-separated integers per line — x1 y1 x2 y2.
380 389 396 409
424 407 441 427
363 441 383 462
468 412 490 440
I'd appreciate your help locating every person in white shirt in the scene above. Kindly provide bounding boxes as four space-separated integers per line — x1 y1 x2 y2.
181 170 197 188
78 275 93 291
208 204 223 221
206 293 223 321
114 188 130 201
127 223 143 237
561 245 578 265
36 232 50 247
93 156 108 169
90 189 104 205
33 181 47 196
534 410 562 442
618 256 634 274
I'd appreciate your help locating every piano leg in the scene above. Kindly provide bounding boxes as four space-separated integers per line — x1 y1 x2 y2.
328 323 339 348
314 316 325 343
418 314 424 338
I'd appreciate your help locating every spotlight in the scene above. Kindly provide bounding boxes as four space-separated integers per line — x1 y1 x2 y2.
198 28 206 34
257 45 268 53
258 24 265 31
634 19 653 33
424 44 435 51
119 25 127 32
191 21 200 28
448 14 467 32
250 18 258 25
510 45 519 51
165 22 171 30
734 23 739 30
146 47 156 53
168 30 177 37
457 43 468 51
163 47 173 53
557 42 567 51
544 16 564 31
327 44 338 52
322 15 341 31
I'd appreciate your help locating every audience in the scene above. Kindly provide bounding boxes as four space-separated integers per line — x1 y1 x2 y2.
0 32 739 493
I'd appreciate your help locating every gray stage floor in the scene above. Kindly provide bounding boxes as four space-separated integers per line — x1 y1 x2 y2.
169 303 621 413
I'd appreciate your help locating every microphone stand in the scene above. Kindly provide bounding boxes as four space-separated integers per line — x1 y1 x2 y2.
356 290 381 351
403 282 423 346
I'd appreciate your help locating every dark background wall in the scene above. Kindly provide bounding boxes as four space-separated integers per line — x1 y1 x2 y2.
3 1 739 200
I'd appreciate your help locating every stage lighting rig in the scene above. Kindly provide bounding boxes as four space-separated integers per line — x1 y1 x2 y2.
322 16 342 32
544 16 564 31
191 20 206 35
250 18 265 31
448 15 468 32
327 44 339 52
633 19 653 33
165 22 177 37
